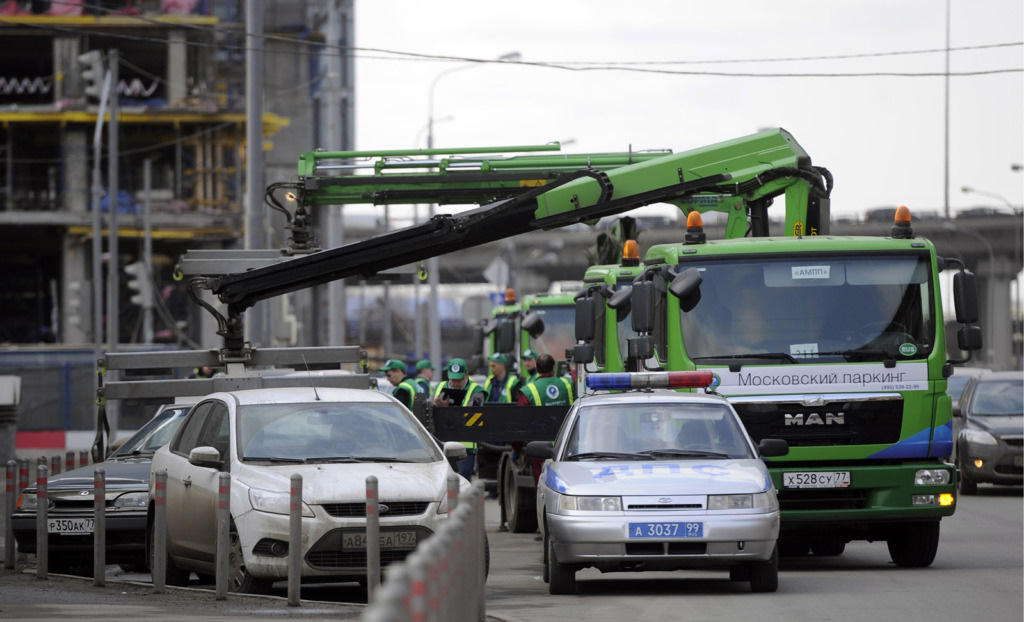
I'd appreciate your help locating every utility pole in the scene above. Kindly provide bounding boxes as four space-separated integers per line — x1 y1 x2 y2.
245 0 266 347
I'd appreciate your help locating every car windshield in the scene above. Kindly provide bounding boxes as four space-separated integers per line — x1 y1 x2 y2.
564 402 753 459
680 254 934 363
969 379 1024 416
238 402 443 463
110 405 192 457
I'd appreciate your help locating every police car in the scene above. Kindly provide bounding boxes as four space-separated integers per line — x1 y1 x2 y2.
525 371 789 594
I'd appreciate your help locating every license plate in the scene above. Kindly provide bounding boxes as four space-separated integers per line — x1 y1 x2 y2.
342 530 417 550
48 518 94 535
628 522 703 538
783 471 851 489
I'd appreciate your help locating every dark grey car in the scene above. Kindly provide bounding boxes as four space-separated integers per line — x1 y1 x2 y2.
955 372 1023 495
11 402 193 573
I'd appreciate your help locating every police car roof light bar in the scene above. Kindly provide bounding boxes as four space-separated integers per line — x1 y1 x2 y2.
586 371 714 391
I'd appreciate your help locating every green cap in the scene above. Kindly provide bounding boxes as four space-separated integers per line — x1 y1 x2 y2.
380 359 406 373
446 358 468 380
522 349 539 359
416 359 435 371
489 352 509 367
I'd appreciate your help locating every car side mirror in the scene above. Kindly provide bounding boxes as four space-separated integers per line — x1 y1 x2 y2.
443 441 468 461
188 446 222 469
524 440 556 460
758 438 789 458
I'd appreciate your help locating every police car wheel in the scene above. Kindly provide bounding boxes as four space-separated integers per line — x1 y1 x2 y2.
547 537 576 595
748 544 779 593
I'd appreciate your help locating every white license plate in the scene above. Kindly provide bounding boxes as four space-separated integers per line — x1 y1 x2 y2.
48 517 94 535
782 471 851 489
342 530 417 550
628 522 703 538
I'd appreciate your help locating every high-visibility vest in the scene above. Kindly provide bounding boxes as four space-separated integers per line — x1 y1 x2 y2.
483 374 521 403
433 380 484 450
523 376 575 406
393 378 422 410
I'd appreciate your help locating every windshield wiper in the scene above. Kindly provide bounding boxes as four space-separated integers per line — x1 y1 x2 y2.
303 456 365 463
243 456 305 463
636 449 732 459
565 451 653 461
692 352 798 365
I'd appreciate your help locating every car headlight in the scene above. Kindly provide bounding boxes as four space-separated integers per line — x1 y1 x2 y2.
249 488 314 517
17 493 37 512
962 428 998 446
708 492 777 512
914 469 952 486
558 495 621 512
112 492 149 509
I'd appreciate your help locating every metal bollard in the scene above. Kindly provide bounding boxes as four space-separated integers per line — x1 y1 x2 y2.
5 461 16 569
65 451 75 474
436 530 451 622
215 472 230 600
288 473 302 607
35 464 48 579
50 455 61 476
425 537 441 622
447 472 460 513
79 450 89 469
93 468 106 586
366 475 380 601
408 552 428 622
152 470 167 593
475 483 486 622
19 457 29 492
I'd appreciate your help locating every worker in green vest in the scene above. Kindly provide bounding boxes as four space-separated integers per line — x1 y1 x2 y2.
381 359 423 410
521 349 539 383
413 359 435 394
432 358 485 480
484 352 523 404
518 354 575 406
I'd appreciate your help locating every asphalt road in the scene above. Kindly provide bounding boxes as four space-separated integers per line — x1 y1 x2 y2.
2 486 1021 622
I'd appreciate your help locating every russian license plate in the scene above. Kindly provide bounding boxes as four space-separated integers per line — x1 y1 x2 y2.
47 518 94 535
628 522 703 538
783 471 851 489
342 530 417 550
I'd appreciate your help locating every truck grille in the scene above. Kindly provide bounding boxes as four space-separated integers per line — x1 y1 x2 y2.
322 501 429 517
777 488 868 512
731 396 903 447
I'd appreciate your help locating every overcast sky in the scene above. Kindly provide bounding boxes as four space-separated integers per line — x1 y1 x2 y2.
352 0 1022 220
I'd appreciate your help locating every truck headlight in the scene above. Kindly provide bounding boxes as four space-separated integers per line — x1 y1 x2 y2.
112 492 148 509
558 495 621 511
249 488 314 517
962 428 998 446
708 492 777 511
914 469 952 486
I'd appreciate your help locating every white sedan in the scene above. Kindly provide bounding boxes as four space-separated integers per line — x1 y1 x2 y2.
149 386 468 593
526 372 789 594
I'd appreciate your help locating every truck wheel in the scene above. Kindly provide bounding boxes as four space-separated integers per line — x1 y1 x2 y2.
504 464 537 534
748 545 779 593
887 521 940 568
547 537 576 595
779 537 810 557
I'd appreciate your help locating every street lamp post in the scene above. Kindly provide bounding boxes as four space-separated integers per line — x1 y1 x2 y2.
424 52 520 370
961 186 1016 210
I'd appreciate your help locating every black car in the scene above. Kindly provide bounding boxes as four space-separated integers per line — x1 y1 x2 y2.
11 402 193 573
955 372 1023 495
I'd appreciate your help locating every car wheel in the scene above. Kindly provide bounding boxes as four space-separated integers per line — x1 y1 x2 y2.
547 536 576 595
748 544 779 593
541 526 550 584
228 524 272 594
504 463 537 534
887 521 940 568
810 539 846 557
956 455 978 495
148 517 189 587
484 533 491 580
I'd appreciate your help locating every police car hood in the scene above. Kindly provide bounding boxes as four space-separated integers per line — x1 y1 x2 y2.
547 459 772 496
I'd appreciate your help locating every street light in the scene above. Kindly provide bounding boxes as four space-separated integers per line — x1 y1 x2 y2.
961 186 1015 209
424 51 521 370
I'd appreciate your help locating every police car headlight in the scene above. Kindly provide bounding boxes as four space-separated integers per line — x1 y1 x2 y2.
249 488 314 517
112 492 148 509
914 469 952 486
708 492 777 511
558 495 622 512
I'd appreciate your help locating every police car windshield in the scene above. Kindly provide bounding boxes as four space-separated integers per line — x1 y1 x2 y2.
565 402 753 459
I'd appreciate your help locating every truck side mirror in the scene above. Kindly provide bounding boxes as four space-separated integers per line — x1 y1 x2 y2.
521 311 545 338
575 297 596 342
497 320 516 353
957 325 983 352
669 267 703 312
608 286 632 323
953 270 980 324
631 281 654 334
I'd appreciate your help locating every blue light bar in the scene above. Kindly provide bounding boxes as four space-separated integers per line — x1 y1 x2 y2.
586 371 713 391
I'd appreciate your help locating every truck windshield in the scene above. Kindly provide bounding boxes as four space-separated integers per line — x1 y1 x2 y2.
679 254 935 363
526 304 576 362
